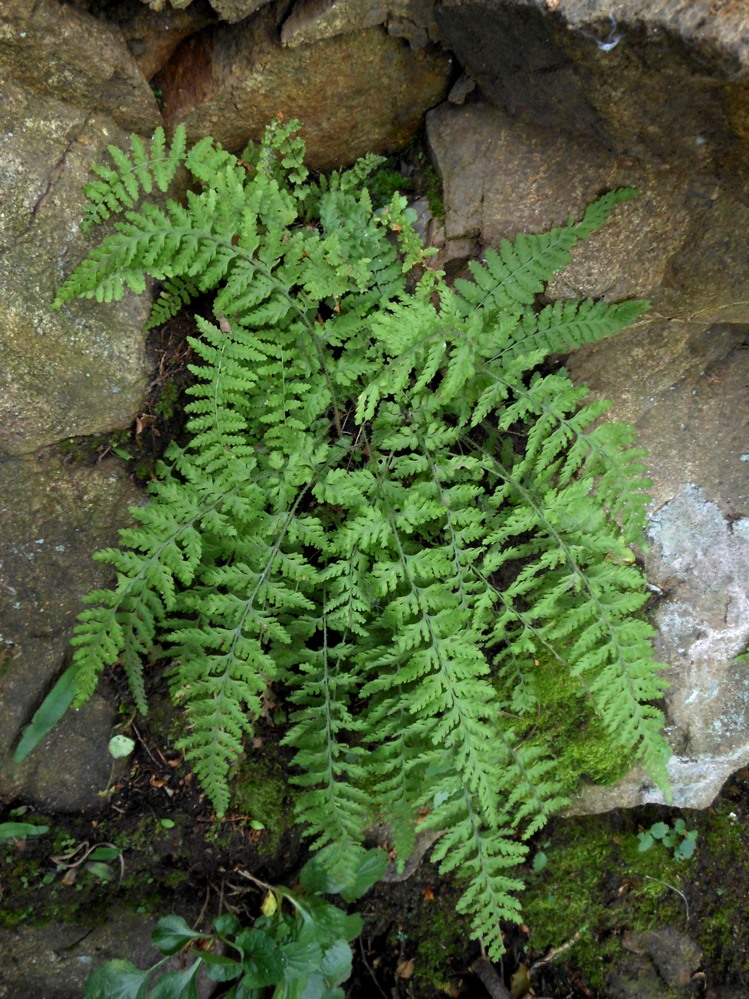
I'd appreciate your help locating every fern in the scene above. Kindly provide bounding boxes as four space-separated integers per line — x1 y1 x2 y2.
53 119 670 960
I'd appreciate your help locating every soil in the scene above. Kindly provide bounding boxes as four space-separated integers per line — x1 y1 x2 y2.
4 677 749 999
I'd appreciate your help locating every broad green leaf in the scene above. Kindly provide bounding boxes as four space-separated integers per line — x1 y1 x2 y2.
320 940 353 985
213 913 241 937
88 846 122 861
109 734 136 758
152 915 208 955
234 928 284 988
280 933 323 980
150 961 201 999
86 861 115 881
201 951 242 982
0 822 49 845
13 664 78 762
339 848 387 903
84 960 151 999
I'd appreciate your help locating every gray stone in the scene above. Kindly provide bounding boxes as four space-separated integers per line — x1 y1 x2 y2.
280 0 438 48
624 926 702 990
0 452 143 813
426 96 749 811
433 0 749 171
0 0 161 135
606 951 667 999
0 81 151 457
0 907 213 999
209 0 273 21
565 321 749 809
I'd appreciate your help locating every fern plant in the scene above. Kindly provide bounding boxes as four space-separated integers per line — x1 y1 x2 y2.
52 118 670 959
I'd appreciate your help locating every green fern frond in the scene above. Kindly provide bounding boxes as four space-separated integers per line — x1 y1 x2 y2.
453 187 638 315
81 125 187 231
56 118 669 956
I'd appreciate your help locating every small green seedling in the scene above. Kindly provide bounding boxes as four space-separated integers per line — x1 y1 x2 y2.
637 818 698 861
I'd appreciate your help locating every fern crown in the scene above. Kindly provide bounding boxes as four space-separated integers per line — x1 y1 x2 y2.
54 118 670 959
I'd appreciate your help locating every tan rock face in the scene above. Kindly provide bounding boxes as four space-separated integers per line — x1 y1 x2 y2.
154 12 452 169
0 82 151 458
0 0 160 133
106 0 217 81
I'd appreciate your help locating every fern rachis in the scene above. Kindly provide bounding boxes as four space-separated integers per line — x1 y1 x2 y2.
51 118 671 959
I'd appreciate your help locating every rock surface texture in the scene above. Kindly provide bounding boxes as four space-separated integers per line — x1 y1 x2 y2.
1 0 749 887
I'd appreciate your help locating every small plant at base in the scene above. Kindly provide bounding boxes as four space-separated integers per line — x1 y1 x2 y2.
637 818 698 861
84 848 386 999
49 117 671 959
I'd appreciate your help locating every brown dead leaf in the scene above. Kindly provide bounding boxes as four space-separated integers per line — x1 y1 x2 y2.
134 413 156 437
395 959 415 980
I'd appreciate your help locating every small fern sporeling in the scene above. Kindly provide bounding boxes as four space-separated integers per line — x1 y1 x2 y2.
53 118 671 959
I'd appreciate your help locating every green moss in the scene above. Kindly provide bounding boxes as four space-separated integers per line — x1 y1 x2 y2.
154 378 179 421
522 814 690 991
229 751 293 856
364 164 413 209
503 646 636 796
424 165 444 223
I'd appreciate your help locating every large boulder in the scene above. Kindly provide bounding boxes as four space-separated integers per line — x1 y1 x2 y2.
0 452 143 813
0 84 152 458
0 0 161 134
153 7 452 169
434 0 749 171
0 0 156 809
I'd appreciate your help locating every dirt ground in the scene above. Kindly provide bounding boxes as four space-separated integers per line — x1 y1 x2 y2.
4 695 749 999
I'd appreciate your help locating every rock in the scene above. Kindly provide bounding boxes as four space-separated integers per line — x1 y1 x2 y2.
209 0 274 21
0 81 151 457
426 100 695 304
0 907 213 999
154 9 452 170
280 0 438 48
623 927 702 990
566 324 749 810
0 0 161 134
434 0 749 171
606 951 666 999
103 0 217 81
0 452 143 813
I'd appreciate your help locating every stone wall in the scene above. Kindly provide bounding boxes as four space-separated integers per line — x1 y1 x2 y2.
2 0 749 818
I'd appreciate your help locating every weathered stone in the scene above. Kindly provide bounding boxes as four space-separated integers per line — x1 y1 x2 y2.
0 907 213 999
434 0 749 172
210 0 274 21
280 0 438 48
104 0 217 81
0 0 161 134
0 82 151 457
624 927 702 990
0 452 143 813
155 10 452 170
606 951 667 999
567 323 749 515
426 100 694 304
566 320 749 801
